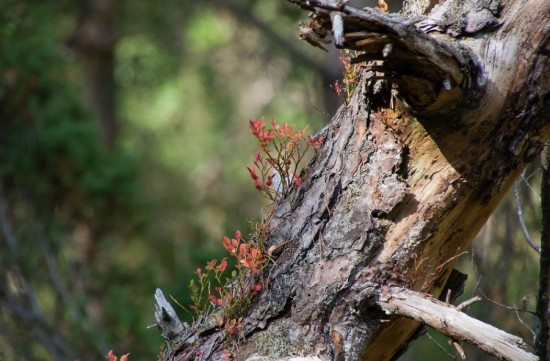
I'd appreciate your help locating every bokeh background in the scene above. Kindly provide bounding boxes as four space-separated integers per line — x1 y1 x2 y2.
0 1 542 360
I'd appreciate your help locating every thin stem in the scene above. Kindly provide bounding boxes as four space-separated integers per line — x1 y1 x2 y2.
514 174 541 253
522 169 540 195
476 287 536 315
425 332 458 360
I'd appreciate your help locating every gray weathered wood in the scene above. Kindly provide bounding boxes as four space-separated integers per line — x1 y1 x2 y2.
378 286 538 361
155 288 187 341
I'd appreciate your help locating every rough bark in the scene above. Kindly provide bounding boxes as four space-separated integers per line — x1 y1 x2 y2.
157 0 550 360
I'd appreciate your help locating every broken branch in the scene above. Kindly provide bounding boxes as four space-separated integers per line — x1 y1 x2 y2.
377 287 537 361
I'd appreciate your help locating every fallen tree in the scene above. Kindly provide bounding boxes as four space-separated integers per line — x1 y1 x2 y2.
155 0 550 360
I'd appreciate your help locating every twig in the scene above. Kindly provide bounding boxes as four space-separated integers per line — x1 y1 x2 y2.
514 175 541 253
450 340 466 360
521 169 540 195
425 331 457 360
422 251 467 291
470 246 536 340
457 296 481 311
477 287 537 343
476 287 536 315
514 304 536 342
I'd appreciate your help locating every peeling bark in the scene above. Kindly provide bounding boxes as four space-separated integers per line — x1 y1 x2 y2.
157 0 550 360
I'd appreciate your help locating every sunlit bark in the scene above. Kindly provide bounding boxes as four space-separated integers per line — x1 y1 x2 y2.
157 0 550 359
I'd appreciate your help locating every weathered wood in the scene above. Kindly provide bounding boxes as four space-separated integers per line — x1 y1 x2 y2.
377 286 538 361
157 0 550 360
154 288 187 341
291 0 471 115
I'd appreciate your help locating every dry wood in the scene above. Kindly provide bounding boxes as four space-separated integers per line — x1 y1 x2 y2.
157 0 550 360
378 286 538 361
155 288 187 341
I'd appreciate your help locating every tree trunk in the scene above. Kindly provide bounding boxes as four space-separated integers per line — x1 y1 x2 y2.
157 0 550 360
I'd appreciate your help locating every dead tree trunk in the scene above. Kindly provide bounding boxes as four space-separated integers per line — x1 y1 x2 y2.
156 0 550 360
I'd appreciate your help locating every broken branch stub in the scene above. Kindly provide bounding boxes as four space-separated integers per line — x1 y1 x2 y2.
292 0 476 116
155 288 188 341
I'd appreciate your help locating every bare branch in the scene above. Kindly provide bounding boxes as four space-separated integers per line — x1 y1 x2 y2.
378 286 538 361
514 305 537 342
475 287 537 341
456 296 481 311
476 287 536 315
521 170 540 195
514 174 541 253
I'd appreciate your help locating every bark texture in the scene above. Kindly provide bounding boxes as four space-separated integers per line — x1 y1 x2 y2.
157 0 550 360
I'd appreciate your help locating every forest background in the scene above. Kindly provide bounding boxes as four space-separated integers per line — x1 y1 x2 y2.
0 1 543 360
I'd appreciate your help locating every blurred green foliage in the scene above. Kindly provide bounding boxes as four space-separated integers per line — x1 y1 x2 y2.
0 1 145 359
